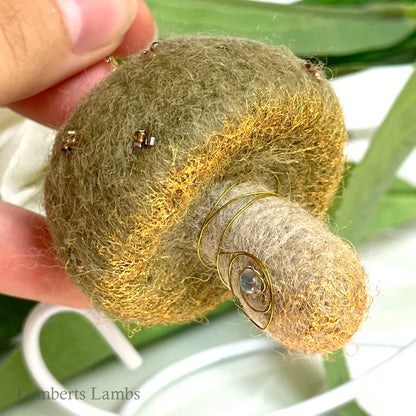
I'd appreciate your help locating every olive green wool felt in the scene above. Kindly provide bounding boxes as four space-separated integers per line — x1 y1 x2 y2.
44 37 369 354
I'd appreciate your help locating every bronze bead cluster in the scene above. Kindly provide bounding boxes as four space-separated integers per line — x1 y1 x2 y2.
132 129 156 152
61 130 77 152
143 41 161 56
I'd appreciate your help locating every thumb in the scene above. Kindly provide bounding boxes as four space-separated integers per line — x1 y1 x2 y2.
0 0 138 105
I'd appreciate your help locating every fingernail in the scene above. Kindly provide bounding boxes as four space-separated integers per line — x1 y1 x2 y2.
57 0 136 54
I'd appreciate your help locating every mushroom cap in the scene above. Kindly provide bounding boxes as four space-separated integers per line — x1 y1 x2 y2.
44 37 349 336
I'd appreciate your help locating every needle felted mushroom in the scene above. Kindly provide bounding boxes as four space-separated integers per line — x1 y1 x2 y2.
44 37 369 355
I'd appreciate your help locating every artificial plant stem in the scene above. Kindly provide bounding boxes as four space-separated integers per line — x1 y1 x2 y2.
324 350 370 416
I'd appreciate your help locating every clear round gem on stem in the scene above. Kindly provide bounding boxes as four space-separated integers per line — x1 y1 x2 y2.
240 267 263 295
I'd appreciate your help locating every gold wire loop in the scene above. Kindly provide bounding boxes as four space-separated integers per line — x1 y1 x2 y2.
197 180 283 330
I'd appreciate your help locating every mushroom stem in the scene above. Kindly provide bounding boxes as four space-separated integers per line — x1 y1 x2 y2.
197 180 369 354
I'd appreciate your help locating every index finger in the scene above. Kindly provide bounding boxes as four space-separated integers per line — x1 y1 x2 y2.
0 201 91 308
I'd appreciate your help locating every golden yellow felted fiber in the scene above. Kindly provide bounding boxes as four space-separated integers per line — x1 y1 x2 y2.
44 37 369 354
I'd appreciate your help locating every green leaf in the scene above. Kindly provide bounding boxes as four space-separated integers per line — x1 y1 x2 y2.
329 165 416 240
0 301 235 411
367 177 416 236
324 350 370 416
300 0 415 6
147 0 416 56
312 29 416 76
145 0 416 77
0 296 34 352
333 68 416 245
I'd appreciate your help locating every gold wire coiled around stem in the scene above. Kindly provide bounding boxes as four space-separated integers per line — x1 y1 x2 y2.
197 180 283 330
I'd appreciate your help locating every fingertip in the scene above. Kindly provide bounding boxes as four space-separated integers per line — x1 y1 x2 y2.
114 0 157 56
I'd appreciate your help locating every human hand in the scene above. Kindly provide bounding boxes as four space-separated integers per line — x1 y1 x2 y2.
0 0 156 307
